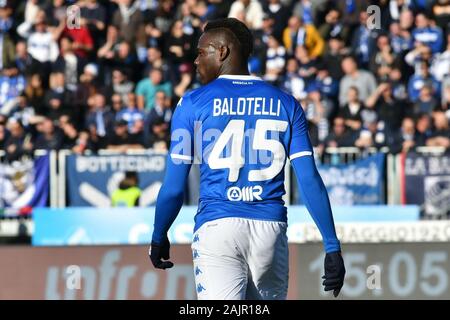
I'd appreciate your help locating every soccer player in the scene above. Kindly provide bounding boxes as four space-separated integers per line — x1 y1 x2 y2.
149 18 345 300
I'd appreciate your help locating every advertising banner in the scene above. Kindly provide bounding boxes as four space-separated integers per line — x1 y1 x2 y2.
1 243 449 300
403 152 450 216
295 153 385 205
66 153 166 207
32 206 419 246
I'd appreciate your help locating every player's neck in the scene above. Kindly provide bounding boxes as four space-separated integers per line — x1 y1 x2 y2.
218 64 249 77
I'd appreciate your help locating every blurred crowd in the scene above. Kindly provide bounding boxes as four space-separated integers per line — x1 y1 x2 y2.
0 0 449 162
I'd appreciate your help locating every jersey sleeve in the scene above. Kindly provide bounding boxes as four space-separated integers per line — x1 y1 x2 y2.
288 97 313 160
169 94 195 163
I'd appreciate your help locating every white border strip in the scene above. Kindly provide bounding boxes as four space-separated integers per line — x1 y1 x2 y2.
171 154 193 161
289 151 312 160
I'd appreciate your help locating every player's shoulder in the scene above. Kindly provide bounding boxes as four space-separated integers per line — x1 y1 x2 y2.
260 80 297 103
257 80 299 113
181 81 218 106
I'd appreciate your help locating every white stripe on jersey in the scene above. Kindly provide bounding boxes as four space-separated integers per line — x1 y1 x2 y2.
171 154 193 161
289 151 312 160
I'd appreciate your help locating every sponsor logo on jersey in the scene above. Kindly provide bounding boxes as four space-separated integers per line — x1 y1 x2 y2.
227 185 263 201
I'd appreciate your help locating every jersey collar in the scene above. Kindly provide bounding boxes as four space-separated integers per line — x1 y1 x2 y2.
218 75 262 81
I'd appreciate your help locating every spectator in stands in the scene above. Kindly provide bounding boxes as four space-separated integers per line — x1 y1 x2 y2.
110 93 123 115
58 115 79 150
42 0 66 27
116 92 144 133
405 41 433 75
85 93 114 149
340 86 364 132
153 0 176 35
0 22 15 70
411 13 444 54
415 112 433 146
388 67 408 101
110 0 146 47
146 90 172 149
53 36 80 93
389 21 413 55
19 11 59 79
73 63 99 126
0 62 26 116
14 41 35 76
136 67 172 111
296 45 319 87
322 35 348 80
336 0 370 32
79 0 107 49
414 84 440 115
407 61 441 103
370 34 397 82
164 20 194 69
262 0 289 41
351 10 381 68
228 0 264 31
312 64 339 107
354 113 388 149
44 72 68 122
72 130 91 154
292 0 328 26
33 117 63 151
430 33 450 83
16 0 41 35
4 119 32 162
54 13 95 60
143 45 172 82
390 117 417 153
426 111 450 148
8 94 38 130
282 15 324 59
366 82 406 131
339 55 377 107
107 68 135 105
174 62 193 100
323 116 356 148
100 41 139 83
280 57 306 101
303 89 330 143
24 73 45 115
432 0 450 30
318 8 350 44
106 119 144 152
264 34 286 84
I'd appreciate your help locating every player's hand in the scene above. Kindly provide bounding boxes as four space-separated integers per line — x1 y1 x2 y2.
322 251 345 297
149 237 174 270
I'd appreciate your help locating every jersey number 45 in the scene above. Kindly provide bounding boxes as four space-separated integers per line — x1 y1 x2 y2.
208 119 288 182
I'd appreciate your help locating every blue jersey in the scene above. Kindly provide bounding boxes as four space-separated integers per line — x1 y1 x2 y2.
169 75 313 231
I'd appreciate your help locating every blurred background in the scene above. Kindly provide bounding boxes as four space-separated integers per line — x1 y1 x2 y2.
0 0 449 300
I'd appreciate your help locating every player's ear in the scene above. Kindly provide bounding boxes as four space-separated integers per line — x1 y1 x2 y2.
218 45 230 62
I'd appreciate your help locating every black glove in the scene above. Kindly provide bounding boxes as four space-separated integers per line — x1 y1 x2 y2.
149 237 174 270
322 251 345 297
